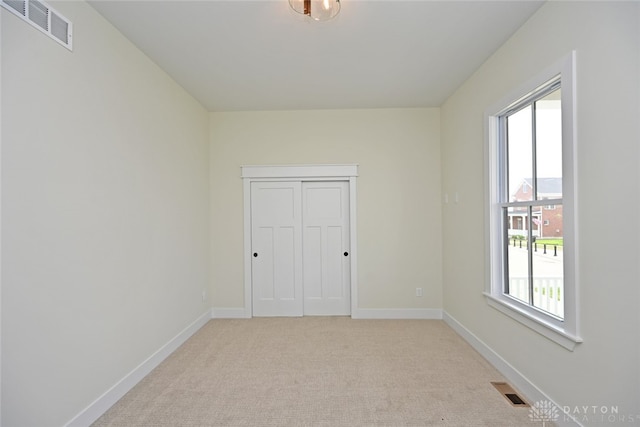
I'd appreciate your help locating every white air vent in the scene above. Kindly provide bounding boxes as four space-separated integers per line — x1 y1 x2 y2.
1 0 72 50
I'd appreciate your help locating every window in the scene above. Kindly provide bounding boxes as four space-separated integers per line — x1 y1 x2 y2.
503 83 564 316
485 52 581 350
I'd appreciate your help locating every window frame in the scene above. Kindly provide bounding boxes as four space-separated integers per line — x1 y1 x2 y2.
484 52 581 350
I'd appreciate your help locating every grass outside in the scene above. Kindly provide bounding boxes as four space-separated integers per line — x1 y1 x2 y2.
510 237 564 247
535 238 563 246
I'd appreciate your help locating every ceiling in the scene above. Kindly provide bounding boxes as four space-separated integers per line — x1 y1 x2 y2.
89 0 544 112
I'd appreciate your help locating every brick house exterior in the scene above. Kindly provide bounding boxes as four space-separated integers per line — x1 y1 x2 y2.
508 178 563 238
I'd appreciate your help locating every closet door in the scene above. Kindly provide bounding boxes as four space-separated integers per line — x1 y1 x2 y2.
302 181 351 315
250 182 303 317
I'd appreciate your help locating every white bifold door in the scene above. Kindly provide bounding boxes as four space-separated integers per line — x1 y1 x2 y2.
251 181 350 317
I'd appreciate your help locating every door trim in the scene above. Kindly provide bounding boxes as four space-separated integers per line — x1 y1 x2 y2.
242 164 358 318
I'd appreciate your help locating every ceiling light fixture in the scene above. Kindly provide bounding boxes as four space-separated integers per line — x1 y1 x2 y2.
289 0 340 22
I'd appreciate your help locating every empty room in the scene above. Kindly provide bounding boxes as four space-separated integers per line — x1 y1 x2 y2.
2 0 639 426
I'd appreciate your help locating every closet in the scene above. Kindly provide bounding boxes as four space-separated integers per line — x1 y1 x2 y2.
242 165 358 317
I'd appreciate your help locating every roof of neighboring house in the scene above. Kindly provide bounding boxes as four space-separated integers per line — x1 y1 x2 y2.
520 177 562 195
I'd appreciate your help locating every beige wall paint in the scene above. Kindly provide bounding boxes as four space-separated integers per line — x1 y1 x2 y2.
209 108 442 311
3 0 637 424
1 2 209 426
441 1 639 416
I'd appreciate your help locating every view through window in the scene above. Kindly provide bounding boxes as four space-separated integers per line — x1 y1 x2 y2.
501 84 564 318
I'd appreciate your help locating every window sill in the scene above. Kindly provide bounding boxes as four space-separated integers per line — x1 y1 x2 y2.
483 292 582 351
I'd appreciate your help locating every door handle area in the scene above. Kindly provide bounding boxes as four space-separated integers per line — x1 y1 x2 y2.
253 252 258 258
344 252 349 256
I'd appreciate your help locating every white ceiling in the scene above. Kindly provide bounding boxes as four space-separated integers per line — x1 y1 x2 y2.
89 0 544 112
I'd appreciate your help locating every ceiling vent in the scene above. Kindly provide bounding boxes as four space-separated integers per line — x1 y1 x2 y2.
2 0 72 50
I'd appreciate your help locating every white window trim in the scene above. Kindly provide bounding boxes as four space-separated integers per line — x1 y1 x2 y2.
484 51 582 351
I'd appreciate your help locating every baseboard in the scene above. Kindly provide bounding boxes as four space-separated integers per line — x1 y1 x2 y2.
211 307 250 319
65 309 212 427
352 308 443 319
210 307 442 320
442 311 582 427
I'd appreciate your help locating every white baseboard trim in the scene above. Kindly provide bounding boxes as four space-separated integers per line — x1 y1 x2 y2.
210 307 442 320
65 310 212 427
352 308 442 320
211 307 250 319
442 311 582 427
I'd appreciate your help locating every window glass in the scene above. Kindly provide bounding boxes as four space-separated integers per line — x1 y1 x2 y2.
502 87 564 319
535 89 563 200
507 106 533 202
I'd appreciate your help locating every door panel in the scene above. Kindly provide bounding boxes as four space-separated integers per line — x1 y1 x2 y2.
302 181 350 315
274 226 296 300
303 226 323 299
254 227 274 300
326 225 344 298
251 182 303 317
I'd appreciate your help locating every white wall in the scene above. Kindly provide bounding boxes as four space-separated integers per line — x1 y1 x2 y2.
441 1 639 418
1 2 210 425
209 109 442 313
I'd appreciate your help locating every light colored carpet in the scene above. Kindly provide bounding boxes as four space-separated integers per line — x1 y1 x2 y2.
92 318 536 426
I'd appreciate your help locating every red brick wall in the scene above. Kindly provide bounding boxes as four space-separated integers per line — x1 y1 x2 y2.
541 205 563 237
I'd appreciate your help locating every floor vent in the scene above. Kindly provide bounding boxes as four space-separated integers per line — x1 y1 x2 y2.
491 381 530 407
